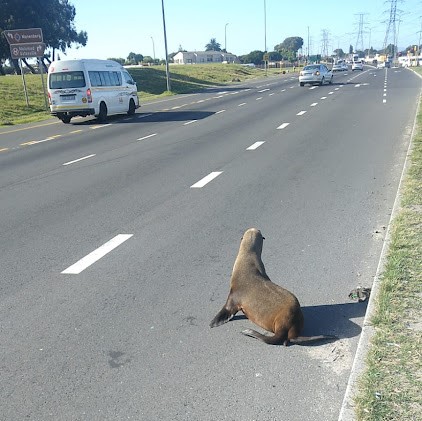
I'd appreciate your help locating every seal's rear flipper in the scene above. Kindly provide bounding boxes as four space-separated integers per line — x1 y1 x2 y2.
289 335 338 345
210 307 236 328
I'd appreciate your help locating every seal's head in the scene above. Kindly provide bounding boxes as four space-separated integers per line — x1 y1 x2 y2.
240 228 265 256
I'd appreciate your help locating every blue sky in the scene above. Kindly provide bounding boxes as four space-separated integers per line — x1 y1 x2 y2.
64 0 422 60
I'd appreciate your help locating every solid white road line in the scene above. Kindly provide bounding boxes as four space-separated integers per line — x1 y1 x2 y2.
277 123 290 130
61 234 133 275
190 171 223 188
246 141 265 150
138 133 157 141
63 154 96 166
184 120 197 125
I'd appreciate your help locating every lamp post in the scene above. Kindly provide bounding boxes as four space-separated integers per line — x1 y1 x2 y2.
264 0 267 75
151 36 156 64
225 23 229 52
161 0 171 91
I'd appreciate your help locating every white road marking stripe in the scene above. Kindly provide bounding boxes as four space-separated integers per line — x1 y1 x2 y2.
310 102 318 107
277 123 290 130
383 99 387 103
138 133 157 141
328 92 334 95
216 110 226 114
309 86 318 90
190 171 223 188
297 111 307 116
138 113 153 119
247 141 265 150
61 234 133 274
258 88 270 92
256 97 263 100
269 93 275 96
90 124 112 130
63 154 96 166
238 103 246 107
321 96 327 100
70 130 83 134
184 120 197 125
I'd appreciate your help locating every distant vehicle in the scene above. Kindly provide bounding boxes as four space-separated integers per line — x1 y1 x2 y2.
352 60 364 71
377 61 391 69
299 64 333 86
47 59 140 124
332 60 348 72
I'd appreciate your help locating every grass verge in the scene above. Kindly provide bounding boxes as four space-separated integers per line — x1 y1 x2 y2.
0 64 289 126
354 68 422 420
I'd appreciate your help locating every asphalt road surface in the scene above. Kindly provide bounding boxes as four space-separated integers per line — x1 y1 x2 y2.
1 67 420 420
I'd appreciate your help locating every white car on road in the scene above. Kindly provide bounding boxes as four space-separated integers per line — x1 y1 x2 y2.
299 64 333 86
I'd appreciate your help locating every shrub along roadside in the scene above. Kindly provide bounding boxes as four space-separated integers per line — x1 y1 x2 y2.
354 68 422 420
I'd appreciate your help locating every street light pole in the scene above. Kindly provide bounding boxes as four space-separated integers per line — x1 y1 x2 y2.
225 23 229 52
264 0 267 75
161 0 171 91
151 36 156 64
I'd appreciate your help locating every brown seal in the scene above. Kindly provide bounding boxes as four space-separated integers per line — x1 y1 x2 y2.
210 228 336 346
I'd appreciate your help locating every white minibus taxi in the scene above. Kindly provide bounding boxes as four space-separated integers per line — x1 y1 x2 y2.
47 59 139 123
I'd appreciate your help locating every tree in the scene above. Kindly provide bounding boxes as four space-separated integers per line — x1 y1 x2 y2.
239 50 264 65
126 52 143 65
274 37 303 54
349 45 354 54
333 49 345 58
0 0 87 74
205 38 221 51
108 57 125 65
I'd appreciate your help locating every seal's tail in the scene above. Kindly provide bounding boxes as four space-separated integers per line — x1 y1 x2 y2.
242 328 337 346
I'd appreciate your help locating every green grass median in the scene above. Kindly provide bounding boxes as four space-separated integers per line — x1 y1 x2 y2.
355 67 422 420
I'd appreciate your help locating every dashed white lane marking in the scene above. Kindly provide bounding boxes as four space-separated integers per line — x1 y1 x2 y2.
70 130 83 134
63 154 96 166
0 148 9 153
61 234 133 275
256 97 263 100
172 105 182 109
383 99 387 103
258 88 270 93
246 141 265 150
309 86 318 90
216 110 226 114
238 103 246 107
90 124 112 130
184 120 198 125
269 93 275 96
297 111 307 116
281 89 286 92
277 123 290 130
310 103 318 107
190 171 223 188
321 96 327 100
138 133 157 141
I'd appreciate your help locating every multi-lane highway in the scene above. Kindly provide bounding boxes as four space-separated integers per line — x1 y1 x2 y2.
1 66 420 420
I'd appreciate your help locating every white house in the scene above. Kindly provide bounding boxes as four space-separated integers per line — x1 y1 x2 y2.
172 51 239 65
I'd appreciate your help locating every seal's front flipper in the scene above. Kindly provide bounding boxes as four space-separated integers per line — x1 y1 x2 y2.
210 306 236 327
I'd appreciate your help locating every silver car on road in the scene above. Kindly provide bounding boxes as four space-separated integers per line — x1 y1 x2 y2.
299 64 333 86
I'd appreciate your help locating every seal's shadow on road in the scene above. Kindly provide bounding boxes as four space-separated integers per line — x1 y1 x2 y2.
232 301 368 343
300 302 368 340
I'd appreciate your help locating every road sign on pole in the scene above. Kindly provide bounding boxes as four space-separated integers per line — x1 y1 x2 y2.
10 42 46 59
3 28 43 45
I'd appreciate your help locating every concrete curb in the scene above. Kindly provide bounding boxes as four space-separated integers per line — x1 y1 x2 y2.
338 67 422 420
